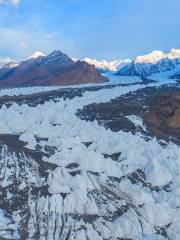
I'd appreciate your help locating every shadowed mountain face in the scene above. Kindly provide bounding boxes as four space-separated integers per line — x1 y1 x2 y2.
116 58 180 77
0 51 107 87
116 49 180 77
172 71 180 80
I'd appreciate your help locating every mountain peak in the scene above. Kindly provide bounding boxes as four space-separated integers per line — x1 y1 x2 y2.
47 50 69 58
0 57 15 68
116 47 180 77
168 48 180 59
135 50 165 64
83 57 131 71
28 51 45 59
0 49 106 87
45 50 73 65
3 62 19 69
134 48 180 64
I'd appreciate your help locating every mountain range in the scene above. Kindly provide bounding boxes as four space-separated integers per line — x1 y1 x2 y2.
83 57 131 72
0 48 180 89
73 48 180 78
0 51 107 88
116 49 180 77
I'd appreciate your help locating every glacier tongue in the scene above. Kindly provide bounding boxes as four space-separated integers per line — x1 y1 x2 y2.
0 82 180 240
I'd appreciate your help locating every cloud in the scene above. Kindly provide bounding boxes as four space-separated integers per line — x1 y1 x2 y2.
0 0 20 6
0 27 73 61
10 0 20 5
20 41 28 48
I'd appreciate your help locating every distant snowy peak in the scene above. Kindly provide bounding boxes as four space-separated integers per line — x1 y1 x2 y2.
117 48 180 77
71 57 78 62
83 57 131 71
28 51 45 59
29 51 45 59
135 50 165 64
2 62 19 69
168 48 180 59
135 48 180 64
0 57 15 68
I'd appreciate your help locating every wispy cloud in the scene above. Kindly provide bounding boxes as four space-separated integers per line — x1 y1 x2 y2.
0 0 20 7
0 26 73 62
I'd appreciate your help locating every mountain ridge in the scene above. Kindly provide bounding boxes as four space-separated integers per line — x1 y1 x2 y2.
116 48 180 77
0 50 107 87
83 57 131 72
1 48 180 86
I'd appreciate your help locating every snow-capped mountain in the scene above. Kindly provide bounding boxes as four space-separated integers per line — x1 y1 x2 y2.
116 48 180 77
0 52 45 69
84 57 131 72
0 57 14 67
135 49 180 64
28 51 45 59
0 50 107 87
2 62 19 69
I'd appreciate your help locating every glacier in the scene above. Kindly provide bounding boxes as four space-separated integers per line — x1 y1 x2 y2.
0 78 179 240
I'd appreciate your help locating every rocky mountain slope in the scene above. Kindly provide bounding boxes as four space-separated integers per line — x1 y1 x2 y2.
0 51 107 88
116 49 180 77
147 92 180 137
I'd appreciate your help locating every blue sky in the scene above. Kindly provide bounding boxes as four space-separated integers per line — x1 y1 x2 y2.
0 0 180 62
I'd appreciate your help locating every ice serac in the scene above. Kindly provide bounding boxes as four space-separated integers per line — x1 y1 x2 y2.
0 50 107 87
0 83 180 239
116 48 180 77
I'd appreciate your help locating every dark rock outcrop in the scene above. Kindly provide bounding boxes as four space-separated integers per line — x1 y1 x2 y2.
147 92 180 136
77 85 180 143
